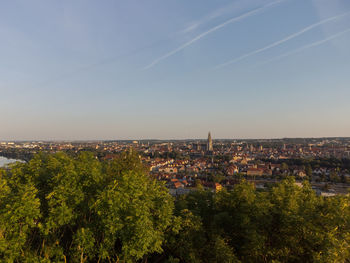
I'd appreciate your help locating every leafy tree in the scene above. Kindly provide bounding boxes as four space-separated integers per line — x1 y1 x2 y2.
0 151 174 262
281 162 289 172
94 169 174 262
1 152 350 262
214 183 268 261
305 164 313 177
330 170 340 183
166 178 350 263
194 179 204 190
0 169 41 262
163 209 205 263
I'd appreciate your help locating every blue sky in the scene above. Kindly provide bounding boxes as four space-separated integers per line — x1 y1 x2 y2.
1 0 350 140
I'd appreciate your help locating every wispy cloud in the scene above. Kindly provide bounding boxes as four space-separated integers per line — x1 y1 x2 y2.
143 0 286 70
256 27 350 66
180 1 252 34
214 11 350 69
181 22 201 34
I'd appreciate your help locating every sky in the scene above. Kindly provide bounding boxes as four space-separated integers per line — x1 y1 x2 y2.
1 0 350 140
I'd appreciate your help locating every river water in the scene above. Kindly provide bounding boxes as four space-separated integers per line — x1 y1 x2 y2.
0 156 23 167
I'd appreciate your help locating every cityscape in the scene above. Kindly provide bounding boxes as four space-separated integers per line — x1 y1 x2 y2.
2 133 350 197
1 0 350 262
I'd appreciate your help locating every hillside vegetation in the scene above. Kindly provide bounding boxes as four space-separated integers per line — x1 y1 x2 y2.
0 152 349 262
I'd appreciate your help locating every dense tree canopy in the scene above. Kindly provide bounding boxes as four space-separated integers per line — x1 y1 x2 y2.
167 179 350 263
0 152 349 262
0 152 174 262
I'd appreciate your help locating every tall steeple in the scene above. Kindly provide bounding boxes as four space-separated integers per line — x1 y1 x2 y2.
207 132 213 152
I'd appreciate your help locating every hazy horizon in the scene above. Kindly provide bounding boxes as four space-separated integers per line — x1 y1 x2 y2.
1 0 350 140
1 135 350 142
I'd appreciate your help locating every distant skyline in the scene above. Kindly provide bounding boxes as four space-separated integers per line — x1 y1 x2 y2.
1 0 350 140
1 135 350 142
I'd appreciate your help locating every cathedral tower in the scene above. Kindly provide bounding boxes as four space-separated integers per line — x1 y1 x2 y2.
207 132 213 152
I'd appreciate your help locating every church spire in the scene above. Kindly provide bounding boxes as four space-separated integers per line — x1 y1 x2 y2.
207 132 213 152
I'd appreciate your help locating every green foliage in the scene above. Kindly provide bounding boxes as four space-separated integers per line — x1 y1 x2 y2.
305 164 313 177
0 151 174 262
164 209 205 262
330 170 341 183
0 171 41 262
94 170 173 261
281 162 289 171
166 178 350 263
1 152 350 262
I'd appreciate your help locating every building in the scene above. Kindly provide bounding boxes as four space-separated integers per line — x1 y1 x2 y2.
207 132 213 152
226 164 239 175
246 168 264 176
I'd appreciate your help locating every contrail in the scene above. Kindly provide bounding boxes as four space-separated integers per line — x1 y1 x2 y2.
214 11 350 69
143 0 287 70
257 27 350 66
32 38 170 89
